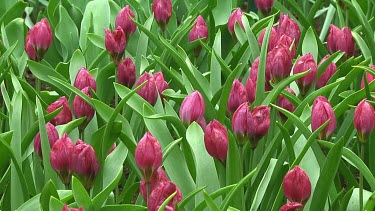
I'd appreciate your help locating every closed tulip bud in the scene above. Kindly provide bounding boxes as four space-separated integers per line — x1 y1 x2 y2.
34 122 59 159
249 57 272 91
293 53 317 95
316 55 337 89
189 15 208 57
135 132 163 182
228 8 244 37
47 96 72 126
148 181 183 211
258 27 279 52
104 27 126 66
246 76 257 104
73 140 99 189
360 66 375 91
50 133 75 185
115 5 136 39
140 167 169 201
276 34 296 58
74 67 97 91
25 18 53 61
282 166 311 204
311 96 336 140
255 0 274 16
179 91 205 126
232 102 254 145
354 99 375 143
152 0 172 31
279 202 304 211
197 116 207 130
154 72 169 99
73 87 95 131
118 57 136 88
266 44 293 83
135 72 158 105
62 204 84 211
327 25 355 57
250 105 270 148
227 79 248 114
204 120 228 162
277 87 296 121
277 14 301 45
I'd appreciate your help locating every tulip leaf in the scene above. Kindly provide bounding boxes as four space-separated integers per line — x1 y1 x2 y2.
72 176 93 210
157 191 177 211
210 29 222 94
302 27 318 61
49 196 64 211
99 205 147 211
136 15 153 75
0 1 27 27
193 184 236 210
40 180 59 211
203 190 220 211
178 186 206 210
69 49 86 85
87 33 105 50
364 190 375 211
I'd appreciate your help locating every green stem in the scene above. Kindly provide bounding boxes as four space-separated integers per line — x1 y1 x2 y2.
345 7 349 26
360 143 364 211
146 182 150 205
239 146 244 177
79 129 85 141
244 149 254 209
36 77 41 95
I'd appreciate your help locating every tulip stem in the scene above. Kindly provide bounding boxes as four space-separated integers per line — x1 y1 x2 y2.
345 8 349 26
360 143 364 211
79 129 85 141
36 78 41 94
146 182 150 205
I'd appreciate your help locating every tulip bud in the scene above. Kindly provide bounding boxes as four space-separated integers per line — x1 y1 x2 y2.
228 8 244 37
62 204 84 211
354 99 375 143
179 91 205 126
232 102 254 145
311 96 336 140
258 27 279 51
34 122 59 159
197 116 207 130
135 72 158 105
277 87 296 121
148 181 183 211
135 132 163 182
50 133 75 185
73 140 99 189
282 166 311 204
250 105 270 148
227 79 248 114
277 14 300 45
267 44 293 83
246 76 257 104
293 53 317 95
360 66 375 91
25 18 53 62
316 55 337 89
104 27 126 66
279 202 304 211
189 15 208 57
73 87 95 131
154 72 169 99
140 167 169 201
47 96 72 126
204 120 228 162
115 5 136 39
255 0 274 16
327 24 355 57
152 0 173 31
118 57 136 88
73 67 97 91
276 34 296 58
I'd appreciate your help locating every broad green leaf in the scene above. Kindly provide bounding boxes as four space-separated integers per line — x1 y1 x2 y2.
302 27 318 61
72 177 93 210
69 50 86 85
40 180 59 211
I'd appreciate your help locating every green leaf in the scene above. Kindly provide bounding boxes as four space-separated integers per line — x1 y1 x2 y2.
364 190 375 211
210 29 222 94
87 33 105 50
49 197 64 211
136 15 153 75
99 205 147 211
69 49 86 85
178 186 206 210
40 180 59 211
72 176 93 210
203 190 220 211
0 1 27 26
302 27 318 61
157 192 177 211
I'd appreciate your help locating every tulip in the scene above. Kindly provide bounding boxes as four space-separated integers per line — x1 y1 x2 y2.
104 27 126 66
62 204 84 211
311 96 336 140
148 181 183 211
204 120 228 162
232 102 254 145
34 122 59 159
47 96 72 126
197 116 207 130
227 79 248 114
228 8 244 37
73 140 99 189
73 87 95 131
255 0 274 16
250 105 270 148
282 166 311 204
360 66 375 91
266 44 293 83
118 57 136 88
25 18 53 61
327 24 355 57
279 202 304 211
249 57 272 91
152 0 172 31
154 72 169 99
135 72 158 105
73 67 97 91
276 34 296 58
316 55 337 89
277 87 296 121
246 75 257 104
293 53 317 95
50 133 75 185
115 5 136 39
135 132 163 182
258 27 279 52
140 167 169 201
189 15 208 57
179 91 205 126
354 99 375 143
276 14 301 45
